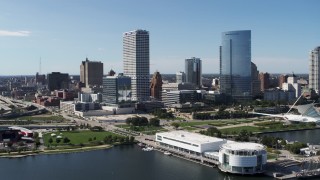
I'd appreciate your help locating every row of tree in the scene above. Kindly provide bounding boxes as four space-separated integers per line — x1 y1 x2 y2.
48 137 71 144
126 116 160 127
193 110 252 120
104 135 135 144
152 109 174 119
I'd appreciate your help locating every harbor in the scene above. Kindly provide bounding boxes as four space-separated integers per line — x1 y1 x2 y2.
135 132 320 179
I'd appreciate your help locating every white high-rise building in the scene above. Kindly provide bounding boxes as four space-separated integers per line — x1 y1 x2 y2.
176 71 186 84
123 29 150 101
309 47 320 94
282 74 301 98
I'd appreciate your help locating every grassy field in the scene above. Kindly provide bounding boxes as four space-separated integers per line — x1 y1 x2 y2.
43 130 120 146
220 126 263 134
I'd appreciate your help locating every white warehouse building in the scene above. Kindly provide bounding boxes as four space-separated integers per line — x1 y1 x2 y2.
155 131 228 155
219 142 267 174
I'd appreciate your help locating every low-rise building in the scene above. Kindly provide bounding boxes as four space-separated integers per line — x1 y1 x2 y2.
155 131 228 155
218 142 267 174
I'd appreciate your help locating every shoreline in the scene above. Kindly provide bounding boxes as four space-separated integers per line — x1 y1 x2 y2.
256 126 320 135
0 144 113 158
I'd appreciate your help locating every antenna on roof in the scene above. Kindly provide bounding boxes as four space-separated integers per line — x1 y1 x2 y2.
39 57 42 74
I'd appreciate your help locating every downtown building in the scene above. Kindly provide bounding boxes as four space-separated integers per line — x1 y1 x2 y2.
80 58 104 88
123 29 150 102
102 73 131 105
47 72 69 91
185 57 202 88
309 46 320 94
150 71 163 100
219 30 252 102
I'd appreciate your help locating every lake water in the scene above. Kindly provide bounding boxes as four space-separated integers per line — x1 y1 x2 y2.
264 128 320 144
0 145 272 180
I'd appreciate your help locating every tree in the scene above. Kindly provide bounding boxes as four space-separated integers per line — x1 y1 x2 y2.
35 138 41 148
129 136 135 143
285 142 307 154
113 136 118 142
119 137 125 143
56 138 61 143
235 129 251 142
63 137 70 143
201 127 222 138
104 135 113 144
149 118 160 127
171 122 180 129
33 132 39 139
125 136 129 143
48 138 53 144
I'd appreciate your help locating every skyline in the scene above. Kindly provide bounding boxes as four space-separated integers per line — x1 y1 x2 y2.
1 0 320 75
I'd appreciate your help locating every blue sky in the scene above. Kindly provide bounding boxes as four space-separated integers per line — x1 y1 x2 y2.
0 0 319 75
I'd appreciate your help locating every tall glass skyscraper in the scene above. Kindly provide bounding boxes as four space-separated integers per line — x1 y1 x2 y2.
309 46 320 94
123 29 150 102
220 30 252 102
185 57 202 88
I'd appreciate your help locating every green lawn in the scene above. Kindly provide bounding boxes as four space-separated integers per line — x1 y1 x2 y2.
183 126 198 131
267 153 278 160
43 130 120 146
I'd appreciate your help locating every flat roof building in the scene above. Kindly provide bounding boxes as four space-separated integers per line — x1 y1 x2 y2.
80 58 103 88
156 131 228 155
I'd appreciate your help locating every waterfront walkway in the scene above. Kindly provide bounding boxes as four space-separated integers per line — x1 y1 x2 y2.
135 135 219 167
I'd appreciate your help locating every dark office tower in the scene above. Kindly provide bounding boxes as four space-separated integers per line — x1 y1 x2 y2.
47 72 69 91
251 62 261 96
220 30 252 102
36 72 46 85
259 72 270 92
80 58 104 88
150 71 163 100
123 29 150 102
185 57 202 88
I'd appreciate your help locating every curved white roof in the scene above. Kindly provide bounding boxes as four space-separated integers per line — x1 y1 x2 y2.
222 142 265 151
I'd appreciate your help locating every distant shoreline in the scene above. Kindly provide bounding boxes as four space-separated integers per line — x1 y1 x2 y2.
0 144 112 158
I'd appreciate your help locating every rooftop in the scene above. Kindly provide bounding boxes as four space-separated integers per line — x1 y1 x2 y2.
222 142 265 151
156 131 226 144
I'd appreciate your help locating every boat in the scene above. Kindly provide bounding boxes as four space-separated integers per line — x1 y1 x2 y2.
164 151 172 156
138 143 145 147
142 146 154 151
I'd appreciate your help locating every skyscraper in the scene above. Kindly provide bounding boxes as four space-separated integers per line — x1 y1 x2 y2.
176 71 186 84
309 46 320 94
80 58 103 88
47 72 69 91
123 29 150 101
220 30 252 102
251 62 261 97
150 71 163 100
259 72 270 92
185 57 202 88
